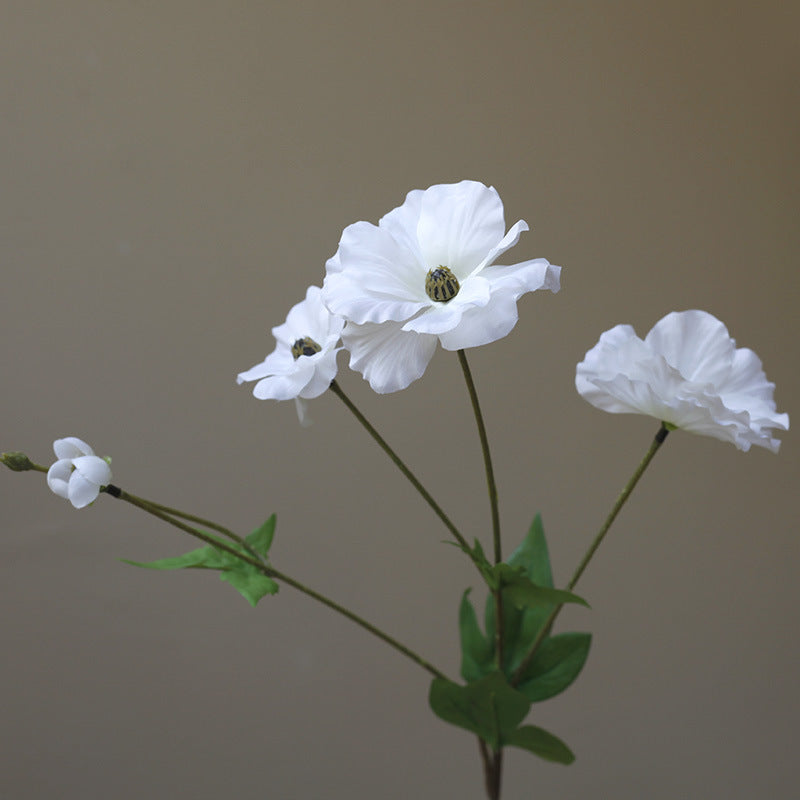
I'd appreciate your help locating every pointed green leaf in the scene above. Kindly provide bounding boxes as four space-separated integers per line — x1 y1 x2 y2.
506 724 575 764
123 517 280 607
220 564 279 607
246 514 276 557
495 565 589 610
459 589 494 682
429 672 531 750
516 632 592 702
507 514 553 589
121 537 232 571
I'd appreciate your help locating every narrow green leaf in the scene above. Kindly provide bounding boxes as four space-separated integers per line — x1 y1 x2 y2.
516 632 592 702
459 589 494 682
246 514 276 557
495 565 589 610
220 564 279 607
428 672 531 750
505 724 575 764
121 538 232 571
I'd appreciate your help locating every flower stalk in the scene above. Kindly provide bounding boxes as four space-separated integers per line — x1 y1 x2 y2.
511 422 670 686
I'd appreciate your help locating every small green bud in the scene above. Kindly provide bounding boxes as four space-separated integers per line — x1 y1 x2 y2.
1 451 37 472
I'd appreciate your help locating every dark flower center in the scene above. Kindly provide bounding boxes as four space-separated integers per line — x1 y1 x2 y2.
291 336 322 359
425 266 460 303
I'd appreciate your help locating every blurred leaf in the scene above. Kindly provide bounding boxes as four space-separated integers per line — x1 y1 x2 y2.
495 565 589 611
246 514 276 557
428 672 531 750
459 589 494 682
516 632 592 702
505 724 575 764
220 563 279 607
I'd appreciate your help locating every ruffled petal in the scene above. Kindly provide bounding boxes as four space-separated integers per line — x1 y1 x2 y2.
576 311 788 452
343 320 438 393
402 276 492 336
416 181 507 276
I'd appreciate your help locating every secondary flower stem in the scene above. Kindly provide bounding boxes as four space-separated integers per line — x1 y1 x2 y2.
329 379 473 557
511 423 670 686
119 491 261 559
456 350 505 675
457 350 501 563
104 485 447 681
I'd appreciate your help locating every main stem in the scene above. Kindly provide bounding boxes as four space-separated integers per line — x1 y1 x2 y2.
105 486 447 681
456 350 504 800
511 423 670 686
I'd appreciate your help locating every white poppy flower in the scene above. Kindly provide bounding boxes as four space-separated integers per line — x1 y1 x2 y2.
47 437 112 508
323 180 561 393
576 310 789 452
237 285 344 425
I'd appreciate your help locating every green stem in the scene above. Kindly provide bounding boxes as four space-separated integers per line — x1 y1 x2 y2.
457 350 501 563
511 423 670 686
329 379 472 557
105 486 447 681
457 350 505 672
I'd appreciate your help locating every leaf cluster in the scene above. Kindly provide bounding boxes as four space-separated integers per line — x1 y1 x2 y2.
429 516 591 763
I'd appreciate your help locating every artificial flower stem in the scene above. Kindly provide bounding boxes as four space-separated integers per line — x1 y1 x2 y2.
128 494 260 561
456 350 505 674
511 423 670 686
104 486 447 681
329 380 472 557
457 350 502 563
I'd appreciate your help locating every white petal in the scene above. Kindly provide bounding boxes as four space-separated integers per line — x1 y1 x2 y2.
252 358 316 401
47 459 73 498
474 219 529 273
645 310 735 383
298 347 341 398
72 455 112 487
294 397 313 427
324 270 425 325
576 311 788 452
377 188 425 266
67 472 102 508
343 320 438 393
438 288 522 350
402 276 492 336
416 181 507 276
481 258 561 299
53 437 93 459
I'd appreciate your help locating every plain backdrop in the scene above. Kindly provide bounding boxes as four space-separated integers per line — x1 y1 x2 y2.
2 2 798 798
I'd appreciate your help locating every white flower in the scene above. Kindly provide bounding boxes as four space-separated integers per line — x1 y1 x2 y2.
47 437 112 508
322 180 561 393
237 285 344 425
575 310 789 452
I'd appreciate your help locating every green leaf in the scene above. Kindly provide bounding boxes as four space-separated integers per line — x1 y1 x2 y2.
516 632 592 703
428 672 531 750
507 514 553 588
123 516 280 606
246 514 276 557
505 724 575 764
220 563 279 607
121 536 232 571
459 590 494 682
495 565 589 611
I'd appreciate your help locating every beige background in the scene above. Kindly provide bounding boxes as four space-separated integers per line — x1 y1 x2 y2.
2 2 798 798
